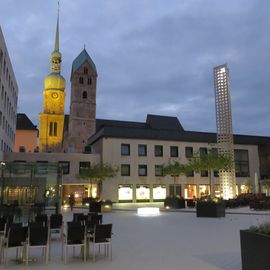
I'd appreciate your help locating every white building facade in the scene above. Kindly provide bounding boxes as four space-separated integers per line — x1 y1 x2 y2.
0 27 18 160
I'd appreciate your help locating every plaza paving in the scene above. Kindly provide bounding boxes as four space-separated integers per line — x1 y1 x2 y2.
2 205 269 270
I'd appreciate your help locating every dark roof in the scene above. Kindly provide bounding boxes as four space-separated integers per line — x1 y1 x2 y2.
146 114 184 131
87 114 270 146
16 113 38 131
71 49 97 76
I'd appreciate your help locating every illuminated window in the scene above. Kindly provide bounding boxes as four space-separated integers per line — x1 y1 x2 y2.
199 185 210 197
184 184 197 199
136 185 150 201
118 185 133 202
153 185 166 201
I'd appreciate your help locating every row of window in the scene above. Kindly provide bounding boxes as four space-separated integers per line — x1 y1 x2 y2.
121 144 183 157
0 49 18 105
0 110 15 142
0 83 17 124
121 144 250 177
121 164 217 177
1 139 12 152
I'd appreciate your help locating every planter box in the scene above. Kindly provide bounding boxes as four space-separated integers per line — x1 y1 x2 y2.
240 230 270 270
196 201 225 217
101 201 113 212
164 197 185 209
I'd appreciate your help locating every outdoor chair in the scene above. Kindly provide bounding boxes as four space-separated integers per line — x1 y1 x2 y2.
35 214 48 226
89 224 112 262
73 213 86 224
0 225 27 265
62 222 86 264
49 214 63 258
88 213 103 224
25 225 49 265
50 214 63 233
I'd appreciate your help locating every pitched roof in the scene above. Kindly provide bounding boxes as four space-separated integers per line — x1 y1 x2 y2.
71 49 97 76
87 114 270 146
16 113 38 131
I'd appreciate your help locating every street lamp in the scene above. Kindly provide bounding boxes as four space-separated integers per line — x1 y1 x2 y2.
0 162 6 205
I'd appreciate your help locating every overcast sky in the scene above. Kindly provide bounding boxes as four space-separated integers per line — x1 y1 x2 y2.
1 0 270 136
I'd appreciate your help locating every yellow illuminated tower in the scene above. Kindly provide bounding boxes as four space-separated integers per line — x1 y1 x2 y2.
39 3 66 152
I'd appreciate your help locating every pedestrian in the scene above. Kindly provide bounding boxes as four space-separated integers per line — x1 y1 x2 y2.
69 193 75 211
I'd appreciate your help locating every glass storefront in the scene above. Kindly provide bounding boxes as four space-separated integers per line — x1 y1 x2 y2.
199 185 210 197
184 184 197 199
153 185 166 201
118 185 133 202
136 185 150 202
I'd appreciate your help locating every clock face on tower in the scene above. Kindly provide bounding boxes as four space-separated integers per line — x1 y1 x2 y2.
51 92 59 99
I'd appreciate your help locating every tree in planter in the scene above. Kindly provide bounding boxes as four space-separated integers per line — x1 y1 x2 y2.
188 149 232 198
163 161 187 197
79 163 117 199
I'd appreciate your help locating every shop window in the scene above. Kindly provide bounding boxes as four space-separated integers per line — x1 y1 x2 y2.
155 145 163 157
185 147 193 158
138 144 147 156
121 144 130 156
170 146 178 157
138 165 147 176
155 165 163 176
136 185 150 202
118 185 133 202
153 185 166 201
184 184 197 199
169 184 181 197
121 164 130 176
59 161 70 175
199 185 210 197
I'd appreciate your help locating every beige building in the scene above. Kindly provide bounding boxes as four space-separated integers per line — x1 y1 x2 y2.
88 114 268 202
0 26 19 160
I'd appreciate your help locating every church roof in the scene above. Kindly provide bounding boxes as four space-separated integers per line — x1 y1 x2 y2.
16 113 38 131
71 49 97 76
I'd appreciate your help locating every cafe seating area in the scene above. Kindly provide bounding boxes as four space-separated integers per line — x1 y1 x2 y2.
0 211 113 265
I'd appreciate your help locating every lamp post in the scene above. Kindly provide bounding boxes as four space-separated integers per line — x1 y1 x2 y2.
0 162 6 205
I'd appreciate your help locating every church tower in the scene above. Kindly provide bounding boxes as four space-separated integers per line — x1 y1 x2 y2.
39 4 66 152
67 49 97 152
